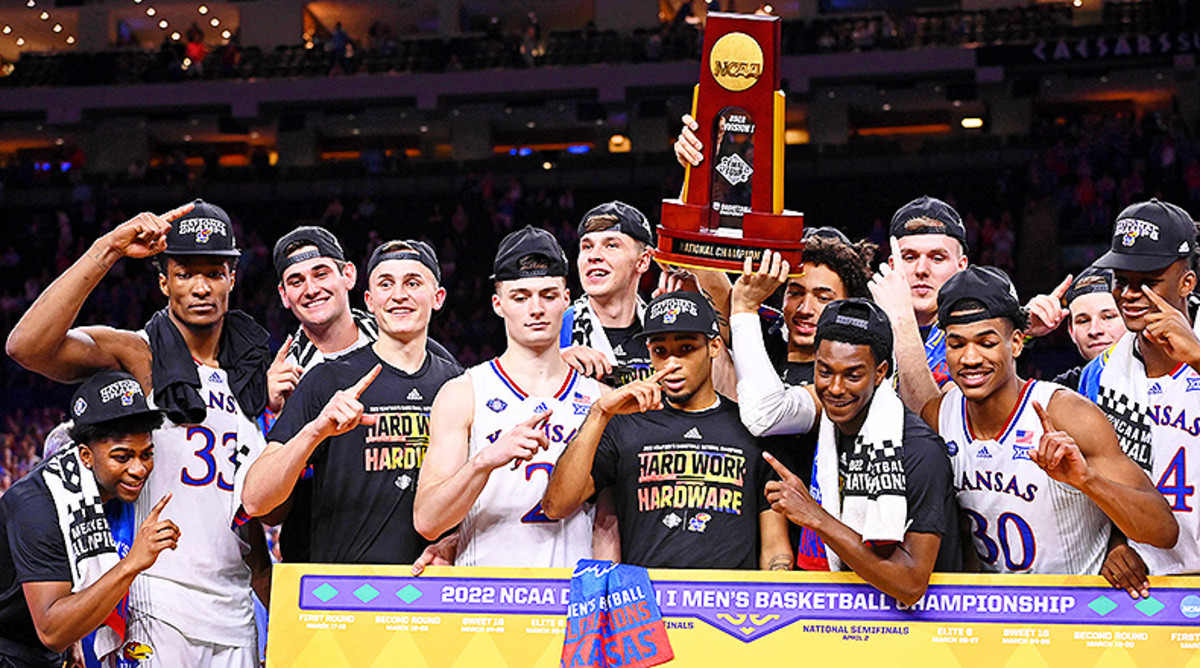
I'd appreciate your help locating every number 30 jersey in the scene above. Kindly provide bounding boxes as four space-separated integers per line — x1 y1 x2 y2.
938 380 1110 575
456 359 600 568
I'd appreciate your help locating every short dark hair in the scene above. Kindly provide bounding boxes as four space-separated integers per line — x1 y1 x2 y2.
947 298 1030 331
69 411 164 448
154 254 237 275
799 236 878 299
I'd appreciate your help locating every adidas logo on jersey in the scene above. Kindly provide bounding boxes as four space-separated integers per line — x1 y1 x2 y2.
407 388 423 402
977 444 993 459
208 371 223 384
683 427 702 440
613 345 625 357
1150 382 1163 395
534 402 549 414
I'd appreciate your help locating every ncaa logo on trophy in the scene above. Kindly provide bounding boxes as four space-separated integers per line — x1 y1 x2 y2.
658 12 804 276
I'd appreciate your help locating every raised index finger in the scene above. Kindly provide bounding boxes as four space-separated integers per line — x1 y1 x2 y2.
274 335 295 365
1051 274 1074 301
147 493 172 521
647 362 683 384
521 408 553 428
1142 286 1175 313
161 202 195 222
763 452 800 482
350 364 382 399
1032 400 1056 433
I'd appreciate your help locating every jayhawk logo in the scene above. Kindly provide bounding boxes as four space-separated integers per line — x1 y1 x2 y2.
687 513 712 533
195 226 214 243
121 389 137 406
662 306 680 324
122 641 154 661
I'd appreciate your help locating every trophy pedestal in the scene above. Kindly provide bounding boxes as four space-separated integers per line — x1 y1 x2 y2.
657 199 804 275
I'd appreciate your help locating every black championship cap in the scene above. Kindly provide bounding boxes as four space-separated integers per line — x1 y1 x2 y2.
577 201 654 245
1094 199 1196 273
814 298 894 360
1064 265 1115 307
273 226 346 277
803 226 852 245
163 199 241 257
937 265 1022 327
890 195 968 251
366 240 441 283
492 226 569 281
638 291 719 341
70 370 161 430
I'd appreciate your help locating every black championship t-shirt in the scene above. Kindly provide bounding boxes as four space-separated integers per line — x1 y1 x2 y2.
835 409 962 572
0 473 72 667
602 323 653 387
591 397 774 570
268 346 463 564
1052 365 1083 393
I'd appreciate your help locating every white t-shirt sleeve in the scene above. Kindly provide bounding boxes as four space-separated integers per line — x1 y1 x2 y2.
730 312 817 436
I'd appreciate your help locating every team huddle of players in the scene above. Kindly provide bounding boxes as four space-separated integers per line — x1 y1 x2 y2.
1 153 1199 666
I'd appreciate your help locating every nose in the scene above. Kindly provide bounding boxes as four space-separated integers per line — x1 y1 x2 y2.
193 275 212 296
302 277 320 297
128 457 148 479
960 342 983 366
798 294 818 317
913 254 931 278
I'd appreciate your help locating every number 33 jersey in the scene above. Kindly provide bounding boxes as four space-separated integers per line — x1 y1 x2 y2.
456 360 601 568
938 380 1110 575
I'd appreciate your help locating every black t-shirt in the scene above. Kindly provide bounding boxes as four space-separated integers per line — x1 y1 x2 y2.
834 410 962 573
0 472 71 667
601 323 653 387
1053 365 1083 392
268 346 463 564
591 397 774 570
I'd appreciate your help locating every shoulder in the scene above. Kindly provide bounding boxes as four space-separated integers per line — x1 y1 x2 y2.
0 473 49 511
426 350 466 379
900 410 949 463
1052 365 1083 392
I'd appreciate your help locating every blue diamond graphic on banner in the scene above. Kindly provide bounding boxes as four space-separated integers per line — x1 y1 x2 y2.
354 584 380 603
1135 597 1165 617
1088 596 1117 616
396 585 422 604
313 583 339 603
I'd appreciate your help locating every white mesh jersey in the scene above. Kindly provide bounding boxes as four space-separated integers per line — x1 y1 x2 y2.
456 359 599 568
129 362 265 647
938 380 1111 574
1132 364 1200 574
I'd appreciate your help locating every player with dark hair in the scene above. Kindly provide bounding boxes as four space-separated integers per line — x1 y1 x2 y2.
542 290 793 571
1049 267 1127 391
414 226 607 567
0 372 174 667
242 240 463 565
921 266 1176 576
6 201 272 666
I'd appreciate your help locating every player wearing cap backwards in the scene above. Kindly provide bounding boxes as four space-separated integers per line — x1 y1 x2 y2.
919 266 1176 576
242 240 463 564
1078 199 1200 585
0 371 173 667
414 226 606 567
6 201 272 666
1045 267 1126 392
542 290 793 570
561 201 657 387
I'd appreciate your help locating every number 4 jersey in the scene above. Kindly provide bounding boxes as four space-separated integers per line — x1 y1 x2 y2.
938 380 1111 574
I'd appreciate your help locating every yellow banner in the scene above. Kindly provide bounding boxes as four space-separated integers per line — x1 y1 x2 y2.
267 565 1200 667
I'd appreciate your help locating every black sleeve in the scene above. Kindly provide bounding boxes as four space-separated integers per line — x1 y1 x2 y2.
900 415 953 536
267 365 337 461
590 417 622 492
4 485 71 584
1052 366 1083 392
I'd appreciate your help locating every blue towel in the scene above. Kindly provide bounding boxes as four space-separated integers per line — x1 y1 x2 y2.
561 560 673 668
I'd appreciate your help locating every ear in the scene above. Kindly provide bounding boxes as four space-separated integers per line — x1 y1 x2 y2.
363 287 376 315
432 286 447 312
158 272 169 298
874 359 890 387
635 247 654 275
708 335 723 359
491 292 503 318
78 444 94 470
1011 327 1026 358
1180 268 1196 297
957 250 969 271
277 283 291 310
342 262 357 290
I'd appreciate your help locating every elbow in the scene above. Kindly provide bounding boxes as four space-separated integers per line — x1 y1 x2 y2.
412 504 442 542
891 579 930 608
5 330 35 370
540 493 570 521
34 626 71 655
1144 516 1180 550
240 490 268 520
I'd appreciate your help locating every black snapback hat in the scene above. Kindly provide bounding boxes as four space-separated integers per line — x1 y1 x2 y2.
1064 266 1115 307
366 240 441 283
813 298 894 360
937 265 1022 327
273 226 346 277
1094 199 1196 273
638 291 719 341
492 226 569 282
163 199 240 257
803 226 853 245
578 201 654 245
70 370 161 430
890 196 968 251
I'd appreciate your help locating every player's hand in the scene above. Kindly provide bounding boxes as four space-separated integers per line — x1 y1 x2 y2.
1142 288 1200 368
476 409 554 471
763 452 827 529
1029 401 1091 490
267 335 303 413
731 250 788 315
561 345 613 380
868 238 916 325
654 265 700 298
313 364 381 439
594 363 680 416
101 202 194 259
1024 275 1072 338
674 114 703 168
126 493 180 573
66 641 85 668
412 533 460 576
1101 541 1150 599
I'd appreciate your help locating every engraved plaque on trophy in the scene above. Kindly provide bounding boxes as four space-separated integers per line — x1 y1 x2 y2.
658 12 804 275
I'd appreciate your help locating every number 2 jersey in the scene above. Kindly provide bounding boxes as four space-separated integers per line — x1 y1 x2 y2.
456 360 601 568
938 380 1111 574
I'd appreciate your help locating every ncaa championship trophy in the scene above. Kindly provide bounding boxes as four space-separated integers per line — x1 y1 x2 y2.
658 12 804 275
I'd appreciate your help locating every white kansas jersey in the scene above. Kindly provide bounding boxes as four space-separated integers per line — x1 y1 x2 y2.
130 362 266 647
456 359 600 568
939 380 1111 574
1132 364 1200 574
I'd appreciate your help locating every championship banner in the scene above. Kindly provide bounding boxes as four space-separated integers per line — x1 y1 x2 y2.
268 565 1200 667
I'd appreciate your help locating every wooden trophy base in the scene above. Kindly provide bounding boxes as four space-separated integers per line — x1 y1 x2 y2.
656 199 805 276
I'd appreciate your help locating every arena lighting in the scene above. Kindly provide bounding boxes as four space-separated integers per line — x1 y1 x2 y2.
146 7 155 16
183 134 192 142
198 4 208 13
542 161 553 170
54 137 63 145
882 103 892 111
159 19 169 28
961 117 984 129
171 31 181 40
25 0 34 7
566 145 590 154
608 134 631 153
39 11 49 20
52 23 61 32
221 29 231 39
1 26 10 34
65 35 74 43
210 17 219 27
15 37 25 46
